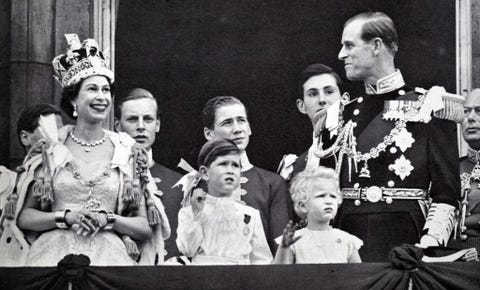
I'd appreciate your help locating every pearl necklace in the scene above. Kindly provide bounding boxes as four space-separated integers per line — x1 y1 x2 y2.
69 130 107 152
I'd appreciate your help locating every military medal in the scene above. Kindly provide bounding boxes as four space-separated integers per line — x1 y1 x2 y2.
471 162 480 183
389 155 414 180
470 162 480 189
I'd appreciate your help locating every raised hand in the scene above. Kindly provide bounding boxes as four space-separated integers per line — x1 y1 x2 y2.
280 220 301 248
191 188 207 216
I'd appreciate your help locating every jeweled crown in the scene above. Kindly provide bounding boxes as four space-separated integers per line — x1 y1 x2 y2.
52 34 114 87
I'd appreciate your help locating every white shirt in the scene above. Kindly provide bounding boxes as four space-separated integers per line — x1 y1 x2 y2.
176 195 272 265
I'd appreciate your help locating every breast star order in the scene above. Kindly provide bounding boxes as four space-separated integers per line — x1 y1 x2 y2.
393 128 415 152
390 155 414 180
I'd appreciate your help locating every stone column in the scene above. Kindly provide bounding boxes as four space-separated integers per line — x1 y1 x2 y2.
8 0 115 168
473 0 480 88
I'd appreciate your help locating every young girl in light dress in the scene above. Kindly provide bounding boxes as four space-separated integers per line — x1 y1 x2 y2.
274 166 362 264
176 139 272 265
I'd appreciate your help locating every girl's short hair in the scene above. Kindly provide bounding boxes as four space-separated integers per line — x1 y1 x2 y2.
289 166 342 219
60 76 115 119
198 138 241 168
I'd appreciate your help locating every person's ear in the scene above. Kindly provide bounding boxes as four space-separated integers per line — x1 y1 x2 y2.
296 99 307 115
372 37 383 55
114 118 121 132
19 130 31 147
155 118 161 133
204 127 215 141
297 201 308 216
199 165 209 181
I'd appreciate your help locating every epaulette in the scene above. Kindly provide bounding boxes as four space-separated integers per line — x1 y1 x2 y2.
415 87 465 123
383 86 464 123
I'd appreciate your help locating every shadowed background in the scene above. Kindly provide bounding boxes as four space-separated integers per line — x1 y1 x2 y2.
115 0 455 172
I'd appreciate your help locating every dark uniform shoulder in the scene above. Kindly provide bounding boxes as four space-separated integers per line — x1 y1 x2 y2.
251 166 284 181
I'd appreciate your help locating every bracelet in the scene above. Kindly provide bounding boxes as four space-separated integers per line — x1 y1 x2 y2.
99 210 116 230
55 209 71 229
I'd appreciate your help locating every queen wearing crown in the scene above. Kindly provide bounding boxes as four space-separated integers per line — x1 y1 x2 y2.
3 34 170 266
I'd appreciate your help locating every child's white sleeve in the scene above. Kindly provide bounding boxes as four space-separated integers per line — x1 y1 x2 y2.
348 234 364 258
176 206 204 258
249 210 274 264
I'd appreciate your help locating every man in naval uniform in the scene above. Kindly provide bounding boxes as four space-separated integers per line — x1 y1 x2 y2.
456 88 480 243
115 88 183 262
202 96 292 253
336 12 461 262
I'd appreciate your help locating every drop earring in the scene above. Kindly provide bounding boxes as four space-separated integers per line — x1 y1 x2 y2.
73 104 78 117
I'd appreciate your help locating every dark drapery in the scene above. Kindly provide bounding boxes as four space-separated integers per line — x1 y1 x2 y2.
2 259 479 290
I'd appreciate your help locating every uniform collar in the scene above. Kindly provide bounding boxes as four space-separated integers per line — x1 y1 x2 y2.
365 69 405 95
467 146 480 164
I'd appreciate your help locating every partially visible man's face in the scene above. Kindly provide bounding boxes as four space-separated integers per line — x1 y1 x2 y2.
22 114 63 152
462 89 480 149
204 103 251 151
115 98 160 150
338 19 377 82
297 73 342 127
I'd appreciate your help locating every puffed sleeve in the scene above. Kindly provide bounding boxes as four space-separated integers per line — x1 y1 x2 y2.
427 117 461 205
250 210 273 264
347 234 363 259
176 206 204 258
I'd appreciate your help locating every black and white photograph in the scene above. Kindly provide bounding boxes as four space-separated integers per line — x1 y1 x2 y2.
0 0 479 289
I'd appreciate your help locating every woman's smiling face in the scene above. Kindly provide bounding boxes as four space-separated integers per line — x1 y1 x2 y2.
73 75 112 122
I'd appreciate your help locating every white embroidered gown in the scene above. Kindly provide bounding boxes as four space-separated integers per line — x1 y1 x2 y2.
25 157 135 266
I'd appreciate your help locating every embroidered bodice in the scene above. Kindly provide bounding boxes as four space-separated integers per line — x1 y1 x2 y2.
52 158 119 212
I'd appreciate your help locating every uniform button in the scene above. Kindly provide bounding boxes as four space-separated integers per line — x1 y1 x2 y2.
390 147 397 154
357 97 363 103
398 90 405 96
385 197 393 204
353 122 357 128
354 200 361 206
387 180 395 187
354 183 360 188
353 109 360 116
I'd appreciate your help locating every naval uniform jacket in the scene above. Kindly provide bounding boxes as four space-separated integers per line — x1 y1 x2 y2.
459 156 480 237
335 85 460 262
150 162 183 261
